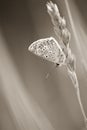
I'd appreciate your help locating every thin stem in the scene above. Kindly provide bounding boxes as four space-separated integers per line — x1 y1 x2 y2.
75 77 87 128
68 70 87 127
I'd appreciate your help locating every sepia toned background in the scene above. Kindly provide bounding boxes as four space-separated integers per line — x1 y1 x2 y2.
0 0 87 130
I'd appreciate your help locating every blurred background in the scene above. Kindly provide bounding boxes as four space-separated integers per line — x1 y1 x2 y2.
0 0 87 130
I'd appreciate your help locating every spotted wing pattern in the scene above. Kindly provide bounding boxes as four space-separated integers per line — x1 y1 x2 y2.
28 37 66 65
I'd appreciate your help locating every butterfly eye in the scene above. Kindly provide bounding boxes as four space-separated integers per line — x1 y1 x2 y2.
56 63 60 67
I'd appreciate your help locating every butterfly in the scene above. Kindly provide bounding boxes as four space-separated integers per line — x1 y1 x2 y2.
28 37 66 67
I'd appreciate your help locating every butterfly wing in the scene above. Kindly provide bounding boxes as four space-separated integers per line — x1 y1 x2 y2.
28 37 66 65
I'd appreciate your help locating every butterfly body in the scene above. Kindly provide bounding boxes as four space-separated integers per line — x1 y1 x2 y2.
28 37 66 66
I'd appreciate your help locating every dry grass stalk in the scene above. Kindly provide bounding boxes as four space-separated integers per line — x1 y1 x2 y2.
46 1 87 128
